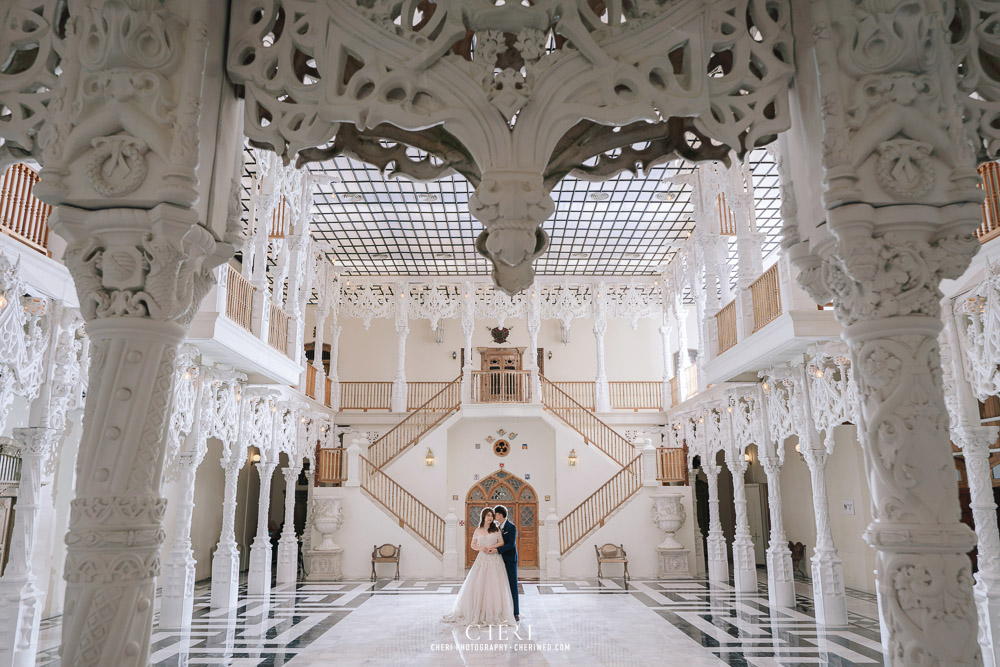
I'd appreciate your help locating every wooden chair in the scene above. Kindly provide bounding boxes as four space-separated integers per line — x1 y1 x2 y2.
595 543 629 582
371 543 401 581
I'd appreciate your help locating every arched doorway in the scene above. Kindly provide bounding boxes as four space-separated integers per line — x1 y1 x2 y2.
465 470 538 567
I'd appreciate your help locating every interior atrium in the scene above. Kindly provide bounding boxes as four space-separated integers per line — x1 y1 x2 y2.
1 1 1000 665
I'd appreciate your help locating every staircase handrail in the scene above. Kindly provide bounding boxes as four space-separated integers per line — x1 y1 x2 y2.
368 375 461 468
541 376 634 467
358 454 445 553
558 453 643 554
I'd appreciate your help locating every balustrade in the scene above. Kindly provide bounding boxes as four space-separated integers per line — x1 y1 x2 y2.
0 441 21 496
368 378 461 468
324 377 332 408
0 163 51 255
749 263 782 332
541 378 635 467
609 381 661 410
340 382 393 411
977 161 1000 244
408 382 453 410
314 446 346 484
550 382 595 410
685 363 699 398
558 454 642 553
359 454 445 552
225 264 255 332
656 447 688 483
305 364 317 400
715 300 738 355
471 370 532 403
268 303 291 355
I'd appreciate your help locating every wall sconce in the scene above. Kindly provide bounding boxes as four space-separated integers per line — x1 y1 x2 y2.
0 293 7 310
452 351 457 360
794 442 804 462
547 350 553 360
744 452 752 463
568 449 578 466
251 453 261 463
425 448 435 466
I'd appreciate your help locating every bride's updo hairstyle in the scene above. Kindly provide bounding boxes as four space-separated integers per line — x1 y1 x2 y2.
479 508 499 532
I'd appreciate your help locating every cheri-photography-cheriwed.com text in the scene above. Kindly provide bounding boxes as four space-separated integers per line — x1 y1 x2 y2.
431 623 571 653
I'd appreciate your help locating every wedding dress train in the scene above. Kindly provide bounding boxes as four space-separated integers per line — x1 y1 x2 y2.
443 530 516 626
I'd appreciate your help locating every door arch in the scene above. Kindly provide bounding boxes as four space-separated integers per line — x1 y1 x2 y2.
465 470 538 567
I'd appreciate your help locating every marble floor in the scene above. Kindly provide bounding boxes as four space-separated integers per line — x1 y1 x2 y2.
35 571 884 666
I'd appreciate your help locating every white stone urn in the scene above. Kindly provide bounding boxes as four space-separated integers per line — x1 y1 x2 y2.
651 494 686 550
312 498 345 551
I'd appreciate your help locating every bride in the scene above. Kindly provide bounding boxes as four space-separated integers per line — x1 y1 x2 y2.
443 508 516 626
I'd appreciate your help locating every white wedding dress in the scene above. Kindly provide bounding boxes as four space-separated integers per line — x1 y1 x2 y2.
443 530 516 626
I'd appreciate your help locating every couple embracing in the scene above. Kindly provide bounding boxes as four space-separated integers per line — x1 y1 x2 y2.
443 504 520 626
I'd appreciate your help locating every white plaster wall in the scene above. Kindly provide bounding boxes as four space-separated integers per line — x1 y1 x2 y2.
778 427 876 594
558 486 699 579
314 486 443 579
189 439 226 580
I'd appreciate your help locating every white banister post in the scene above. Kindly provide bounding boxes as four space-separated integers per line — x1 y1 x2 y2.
545 509 561 578
345 440 362 488
443 508 459 577
247 457 278 596
593 282 610 412
313 303 328 390
641 438 657 487
391 281 409 413
526 287 542 402
461 281 474 404
275 466 302 584
725 447 756 594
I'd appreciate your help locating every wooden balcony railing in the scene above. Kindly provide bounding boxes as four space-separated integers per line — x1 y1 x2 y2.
314 446 346 484
0 442 22 496
749 263 782 333
0 163 51 255
340 382 393 411
715 299 738 355
267 303 291 356
305 365 317 400
225 264 255 332
717 192 737 236
558 454 642 554
324 377 332 408
269 195 290 239
359 454 445 553
541 377 634 467
368 377 461 468
977 161 1000 244
608 381 661 410
550 382 595 410
657 447 688 483
471 370 532 403
408 382 453 410
685 363 698 398
669 377 679 408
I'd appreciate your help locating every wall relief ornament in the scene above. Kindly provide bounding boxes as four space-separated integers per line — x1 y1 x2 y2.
227 0 793 293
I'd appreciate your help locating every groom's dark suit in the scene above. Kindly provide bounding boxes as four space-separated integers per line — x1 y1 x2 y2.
496 519 519 617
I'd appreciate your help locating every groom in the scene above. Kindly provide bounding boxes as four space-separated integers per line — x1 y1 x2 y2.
493 505 519 621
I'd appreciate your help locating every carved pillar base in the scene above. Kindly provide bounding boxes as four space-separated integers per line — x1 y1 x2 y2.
0 579 44 667
210 543 241 609
731 539 757 594
247 536 273 596
305 549 342 581
810 550 847 627
656 548 691 579
706 533 728 584
391 380 407 413
158 547 196 629
275 536 299 585
765 543 796 609
975 575 1000 667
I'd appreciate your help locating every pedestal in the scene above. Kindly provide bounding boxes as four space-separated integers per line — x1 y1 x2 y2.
247 536 273 596
656 548 691 579
210 544 241 609
306 549 343 581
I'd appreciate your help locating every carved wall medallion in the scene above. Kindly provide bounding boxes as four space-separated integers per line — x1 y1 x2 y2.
493 439 510 457
490 326 511 344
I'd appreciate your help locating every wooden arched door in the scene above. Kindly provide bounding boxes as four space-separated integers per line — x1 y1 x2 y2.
465 470 538 567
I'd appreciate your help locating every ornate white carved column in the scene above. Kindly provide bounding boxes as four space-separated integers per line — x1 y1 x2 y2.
313 302 328 390
461 282 475 403
210 455 243 608
593 283 610 412
784 2 988 661
328 323 342 411
687 462 707 577
275 466 302 584
674 293 690 402
725 449 756 594
302 469 315 563
526 287 542 401
391 281 409 413
760 458 795 608
702 459 728 584
247 460 278 596
0 428 59 667
659 318 674 412
159 451 200 629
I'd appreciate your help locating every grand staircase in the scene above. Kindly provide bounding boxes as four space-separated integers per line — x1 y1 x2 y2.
540 377 642 554
367 376 461 468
